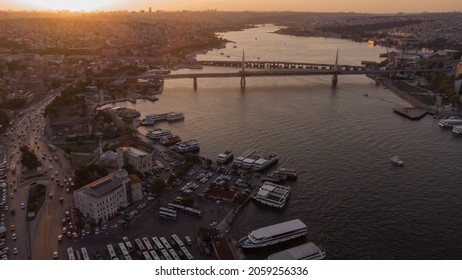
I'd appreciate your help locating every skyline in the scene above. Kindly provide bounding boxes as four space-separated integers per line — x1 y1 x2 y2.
0 0 460 13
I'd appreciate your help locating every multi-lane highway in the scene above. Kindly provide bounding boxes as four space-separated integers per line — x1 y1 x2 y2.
1 88 75 260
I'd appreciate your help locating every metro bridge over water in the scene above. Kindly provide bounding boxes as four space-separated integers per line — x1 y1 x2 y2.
74 51 453 89
138 51 452 89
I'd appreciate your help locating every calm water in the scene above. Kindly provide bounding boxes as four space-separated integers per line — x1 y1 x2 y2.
112 25 462 259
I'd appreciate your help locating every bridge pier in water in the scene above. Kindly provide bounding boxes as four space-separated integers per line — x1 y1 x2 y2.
332 74 338 87
240 76 246 88
193 77 197 90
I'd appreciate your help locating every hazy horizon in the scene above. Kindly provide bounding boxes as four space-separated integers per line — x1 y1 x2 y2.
0 0 460 13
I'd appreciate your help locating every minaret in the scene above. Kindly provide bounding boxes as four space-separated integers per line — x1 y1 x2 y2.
332 48 339 87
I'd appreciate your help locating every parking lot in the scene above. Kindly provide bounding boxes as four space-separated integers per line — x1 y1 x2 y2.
56 149 254 260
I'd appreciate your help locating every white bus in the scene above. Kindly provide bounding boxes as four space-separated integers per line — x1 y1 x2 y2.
159 237 172 250
171 234 184 247
159 211 177 221
168 248 180 260
159 207 177 214
81 247 90 260
107 244 117 260
151 237 164 250
134 238 146 251
160 249 172 260
180 246 194 260
67 247 75 260
184 207 202 217
118 242 129 257
142 251 152 260
167 203 185 211
142 237 153 251
149 250 160 260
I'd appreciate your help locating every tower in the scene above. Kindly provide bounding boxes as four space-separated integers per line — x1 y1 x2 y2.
332 48 339 87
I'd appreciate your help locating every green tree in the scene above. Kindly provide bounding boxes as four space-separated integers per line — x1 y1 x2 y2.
20 145 40 170
150 177 169 196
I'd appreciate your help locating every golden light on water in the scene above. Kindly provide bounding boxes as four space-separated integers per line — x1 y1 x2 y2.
18 0 122 11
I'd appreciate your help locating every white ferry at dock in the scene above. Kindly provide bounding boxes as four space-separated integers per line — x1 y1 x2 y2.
252 181 290 208
252 153 278 171
452 125 462 135
267 242 326 260
217 150 234 164
239 219 307 249
438 117 462 128
271 168 298 180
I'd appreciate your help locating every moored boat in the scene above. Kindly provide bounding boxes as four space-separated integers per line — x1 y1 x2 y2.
271 168 298 180
159 135 181 146
146 129 173 140
239 219 307 249
217 150 234 164
267 242 326 260
175 139 200 154
252 181 290 208
452 125 462 135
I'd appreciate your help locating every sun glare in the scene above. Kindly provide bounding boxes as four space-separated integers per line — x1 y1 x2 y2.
19 0 121 11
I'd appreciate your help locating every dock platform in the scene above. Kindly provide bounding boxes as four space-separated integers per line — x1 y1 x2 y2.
393 107 427 120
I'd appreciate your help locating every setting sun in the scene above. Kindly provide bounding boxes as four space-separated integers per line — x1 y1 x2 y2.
17 0 122 11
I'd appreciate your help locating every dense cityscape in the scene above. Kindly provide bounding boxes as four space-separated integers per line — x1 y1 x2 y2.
1 8 462 262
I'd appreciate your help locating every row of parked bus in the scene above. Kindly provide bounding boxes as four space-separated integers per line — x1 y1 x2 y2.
66 247 90 260
105 234 193 260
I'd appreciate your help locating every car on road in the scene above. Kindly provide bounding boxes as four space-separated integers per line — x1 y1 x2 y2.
10 224 15 231
210 221 217 227
53 251 58 259
13 247 17 255
20 202 25 209
101 224 107 230
48 193 53 199
58 235 63 241
12 233 16 240
110 224 118 229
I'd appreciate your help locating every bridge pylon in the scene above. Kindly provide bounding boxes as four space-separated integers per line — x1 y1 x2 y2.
332 48 339 87
240 49 246 88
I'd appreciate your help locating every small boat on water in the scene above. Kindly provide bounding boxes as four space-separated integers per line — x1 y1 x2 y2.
390 156 404 166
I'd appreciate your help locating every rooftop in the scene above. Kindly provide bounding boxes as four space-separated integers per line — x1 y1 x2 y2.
79 170 128 198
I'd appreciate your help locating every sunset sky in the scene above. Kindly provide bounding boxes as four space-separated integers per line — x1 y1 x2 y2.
1 0 460 13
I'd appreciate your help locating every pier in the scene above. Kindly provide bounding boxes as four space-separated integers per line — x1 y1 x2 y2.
393 107 428 120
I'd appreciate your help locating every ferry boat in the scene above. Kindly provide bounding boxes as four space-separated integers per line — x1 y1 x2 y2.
271 168 298 180
390 156 404 166
146 129 173 140
159 135 181 146
252 181 290 208
166 112 184 121
217 150 234 164
140 118 156 126
128 98 137 104
452 125 462 135
234 149 256 167
175 139 200 154
267 242 326 260
252 153 278 171
438 117 462 128
239 219 307 249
